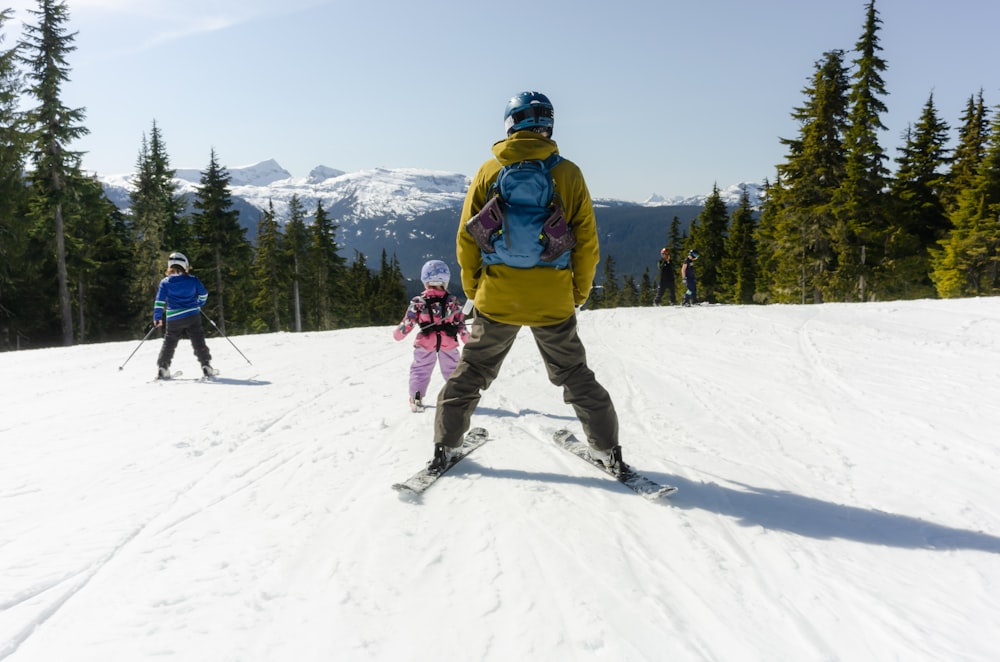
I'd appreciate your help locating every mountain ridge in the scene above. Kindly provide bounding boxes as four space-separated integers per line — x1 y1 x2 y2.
96 160 762 282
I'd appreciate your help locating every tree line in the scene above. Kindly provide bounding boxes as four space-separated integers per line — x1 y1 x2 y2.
596 1 999 307
0 1 409 350
3 1 998 350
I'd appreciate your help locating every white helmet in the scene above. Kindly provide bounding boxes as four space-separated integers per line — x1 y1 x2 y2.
420 259 450 288
167 252 189 271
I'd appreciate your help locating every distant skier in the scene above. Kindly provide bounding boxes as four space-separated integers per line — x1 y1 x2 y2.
393 260 468 412
681 249 699 306
153 252 214 379
653 247 676 306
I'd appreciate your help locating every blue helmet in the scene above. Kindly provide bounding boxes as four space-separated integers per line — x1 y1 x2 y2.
420 260 451 288
504 91 554 135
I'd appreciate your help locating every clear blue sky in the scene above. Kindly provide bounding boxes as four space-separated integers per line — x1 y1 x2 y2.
5 0 999 202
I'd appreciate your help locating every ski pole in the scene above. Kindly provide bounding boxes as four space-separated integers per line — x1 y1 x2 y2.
201 309 253 365
118 324 158 371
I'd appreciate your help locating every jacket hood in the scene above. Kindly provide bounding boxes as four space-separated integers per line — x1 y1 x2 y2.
491 132 559 166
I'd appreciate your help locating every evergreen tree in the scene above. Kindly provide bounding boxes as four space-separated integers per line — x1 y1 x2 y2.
668 215 683 256
191 149 251 334
148 122 187 251
620 274 639 307
688 185 729 303
66 173 132 341
128 123 185 325
639 269 654 306
18 0 89 345
834 0 891 301
251 200 285 332
305 201 347 329
344 251 374 326
932 106 1000 297
601 254 620 308
943 91 988 215
0 9 30 348
886 94 951 299
83 188 136 341
129 133 165 303
372 250 407 325
762 50 849 303
283 194 309 332
722 186 758 304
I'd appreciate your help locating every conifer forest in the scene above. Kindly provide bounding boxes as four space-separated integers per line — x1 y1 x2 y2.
1 0 998 350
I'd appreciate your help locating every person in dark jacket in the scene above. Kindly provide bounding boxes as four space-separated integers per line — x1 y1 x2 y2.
653 247 676 306
153 252 214 379
681 249 699 306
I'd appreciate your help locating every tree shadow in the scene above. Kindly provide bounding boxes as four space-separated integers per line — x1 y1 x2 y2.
653 472 1000 554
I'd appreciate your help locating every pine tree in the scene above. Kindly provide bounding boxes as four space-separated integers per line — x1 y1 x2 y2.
931 106 1000 296
601 254 619 308
128 123 185 323
251 200 284 332
83 189 136 341
620 274 639 307
668 215 684 258
66 173 132 341
344 251 374 326
129 133 164 300
191 149 251 334
148 122 187 251
18 0 90 345
372 250 407 325
283 194 309 332
688 185 729 303
0 9 30 348
886 93 951 298
722 186 758 304
762 50 849 303
943 91 988 215
305 201 347 329
834 0 891 301
639 269 654 306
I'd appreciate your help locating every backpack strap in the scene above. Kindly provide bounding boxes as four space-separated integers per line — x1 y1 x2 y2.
416 293 460 340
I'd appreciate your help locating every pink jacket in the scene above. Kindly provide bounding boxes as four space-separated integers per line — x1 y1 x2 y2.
393 288 468 351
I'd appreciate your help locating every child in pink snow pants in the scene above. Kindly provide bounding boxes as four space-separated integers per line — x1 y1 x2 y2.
393 260 468 411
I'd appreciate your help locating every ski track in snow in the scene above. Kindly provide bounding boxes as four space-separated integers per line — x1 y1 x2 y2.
1 302 999 661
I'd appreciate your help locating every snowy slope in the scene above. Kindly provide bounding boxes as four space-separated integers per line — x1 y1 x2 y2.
1 299 999 662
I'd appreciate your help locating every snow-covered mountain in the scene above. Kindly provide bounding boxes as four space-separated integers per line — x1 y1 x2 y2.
642 181 763 207
95 160 758 282
98 159 761 220
100 159 472 223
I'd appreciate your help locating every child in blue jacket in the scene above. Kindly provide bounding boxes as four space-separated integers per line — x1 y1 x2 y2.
153 252 214 379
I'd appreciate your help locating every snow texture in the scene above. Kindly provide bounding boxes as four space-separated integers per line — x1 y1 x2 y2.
1 298 999 661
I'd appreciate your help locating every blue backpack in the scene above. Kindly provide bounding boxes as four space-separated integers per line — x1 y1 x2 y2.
465 153 576 269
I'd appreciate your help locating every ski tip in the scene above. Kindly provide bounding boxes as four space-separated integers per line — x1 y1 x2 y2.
392 484 423 502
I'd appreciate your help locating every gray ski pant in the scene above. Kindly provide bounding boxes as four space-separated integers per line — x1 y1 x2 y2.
434 312 619 451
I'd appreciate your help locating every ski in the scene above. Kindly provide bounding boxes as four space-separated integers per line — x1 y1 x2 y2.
552 429 677 500
153 370 183 382
392 427 489 498
153 368 220 383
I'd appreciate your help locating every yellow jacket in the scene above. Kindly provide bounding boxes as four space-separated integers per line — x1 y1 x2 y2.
457 132 600 326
